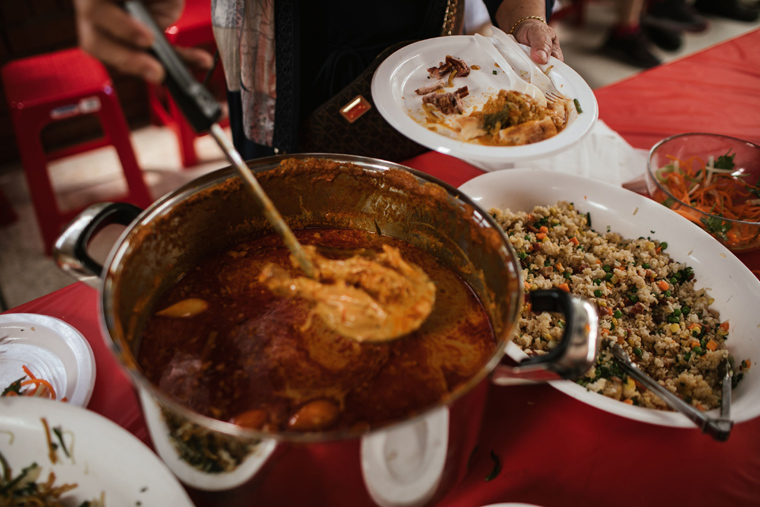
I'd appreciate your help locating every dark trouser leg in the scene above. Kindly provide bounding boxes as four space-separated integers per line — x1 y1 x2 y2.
226 90 276 161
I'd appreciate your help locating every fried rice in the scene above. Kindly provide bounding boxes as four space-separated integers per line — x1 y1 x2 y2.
490 201 751 411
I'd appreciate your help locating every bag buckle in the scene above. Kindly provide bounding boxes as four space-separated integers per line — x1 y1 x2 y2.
340 95 372 123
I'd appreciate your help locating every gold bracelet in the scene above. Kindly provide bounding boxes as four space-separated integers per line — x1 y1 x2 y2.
508 15 546 36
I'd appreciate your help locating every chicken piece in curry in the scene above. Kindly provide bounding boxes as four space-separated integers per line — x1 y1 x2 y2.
259 244 436 343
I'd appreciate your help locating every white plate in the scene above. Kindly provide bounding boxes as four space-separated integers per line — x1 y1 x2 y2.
0 313 95 406
0 397 194 505
372 36 598 166
458 169 760 427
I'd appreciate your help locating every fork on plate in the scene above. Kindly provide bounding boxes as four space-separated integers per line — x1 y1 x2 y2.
489 28 565 104
472 33 548 108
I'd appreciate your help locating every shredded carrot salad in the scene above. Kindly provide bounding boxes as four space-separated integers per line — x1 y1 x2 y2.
655 150 760 250
1 365 66 401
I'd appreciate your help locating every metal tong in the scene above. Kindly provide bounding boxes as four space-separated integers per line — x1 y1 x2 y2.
607 342 733 441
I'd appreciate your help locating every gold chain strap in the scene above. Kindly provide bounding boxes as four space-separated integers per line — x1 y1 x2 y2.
441 0 461 36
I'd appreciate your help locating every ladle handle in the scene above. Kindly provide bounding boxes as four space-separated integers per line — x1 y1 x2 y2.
208 124 318 278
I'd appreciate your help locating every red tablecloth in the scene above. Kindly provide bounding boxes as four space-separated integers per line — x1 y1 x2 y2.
594 27 760 277
6 28 760 507
594 29 760 152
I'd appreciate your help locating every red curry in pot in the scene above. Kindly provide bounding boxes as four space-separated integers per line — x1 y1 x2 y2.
138 228 495 433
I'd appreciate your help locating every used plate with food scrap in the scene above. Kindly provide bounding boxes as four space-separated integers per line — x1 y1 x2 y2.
372 35 597 167
0 396 194 505
0 313 95 406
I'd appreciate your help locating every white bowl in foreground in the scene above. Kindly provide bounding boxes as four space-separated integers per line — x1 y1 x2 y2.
0 396 194 505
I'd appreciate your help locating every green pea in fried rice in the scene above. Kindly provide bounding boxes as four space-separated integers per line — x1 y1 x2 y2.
490 201 751 412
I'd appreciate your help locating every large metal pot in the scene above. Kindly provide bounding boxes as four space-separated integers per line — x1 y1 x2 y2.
55 154 598 507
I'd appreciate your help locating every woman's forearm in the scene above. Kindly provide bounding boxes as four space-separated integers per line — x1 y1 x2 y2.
490 0 562 62
493 0 547 35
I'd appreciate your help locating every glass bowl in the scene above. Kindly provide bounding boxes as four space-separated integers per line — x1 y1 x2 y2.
645 133 760 253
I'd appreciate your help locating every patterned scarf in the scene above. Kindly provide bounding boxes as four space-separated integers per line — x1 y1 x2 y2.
211 0 276 146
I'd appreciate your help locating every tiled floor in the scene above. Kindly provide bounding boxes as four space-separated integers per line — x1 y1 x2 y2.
0 127 231 310
0 1 758 309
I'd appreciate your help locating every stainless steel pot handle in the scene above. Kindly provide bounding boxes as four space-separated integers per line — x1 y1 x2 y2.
53 202 143 289
492 290 599 385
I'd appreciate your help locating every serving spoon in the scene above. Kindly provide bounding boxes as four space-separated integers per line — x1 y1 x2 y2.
126 2 435 343
607 342 733 441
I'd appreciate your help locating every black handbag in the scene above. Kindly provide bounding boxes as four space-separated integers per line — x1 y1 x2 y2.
293 0 463 162
296 41 427 163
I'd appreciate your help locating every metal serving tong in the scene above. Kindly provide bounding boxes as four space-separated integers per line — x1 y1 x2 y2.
607 342 733 441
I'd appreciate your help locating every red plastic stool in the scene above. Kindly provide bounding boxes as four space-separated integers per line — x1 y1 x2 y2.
0 188 17 226
1 48 153 254
148 0 228 167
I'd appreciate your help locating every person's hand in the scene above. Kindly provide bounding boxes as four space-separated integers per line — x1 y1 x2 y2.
74 0 214 84
511 19 564 64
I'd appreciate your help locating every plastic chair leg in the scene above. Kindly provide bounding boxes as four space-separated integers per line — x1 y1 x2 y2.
99 90 153 207
0 187 17 226
168 95 200 167
14 116 64 254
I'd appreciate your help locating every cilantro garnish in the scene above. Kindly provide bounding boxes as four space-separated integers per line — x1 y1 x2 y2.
700 214 732 240
714 150 736 170
750 181 760 199
1 377 25 397
485 450 502 481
